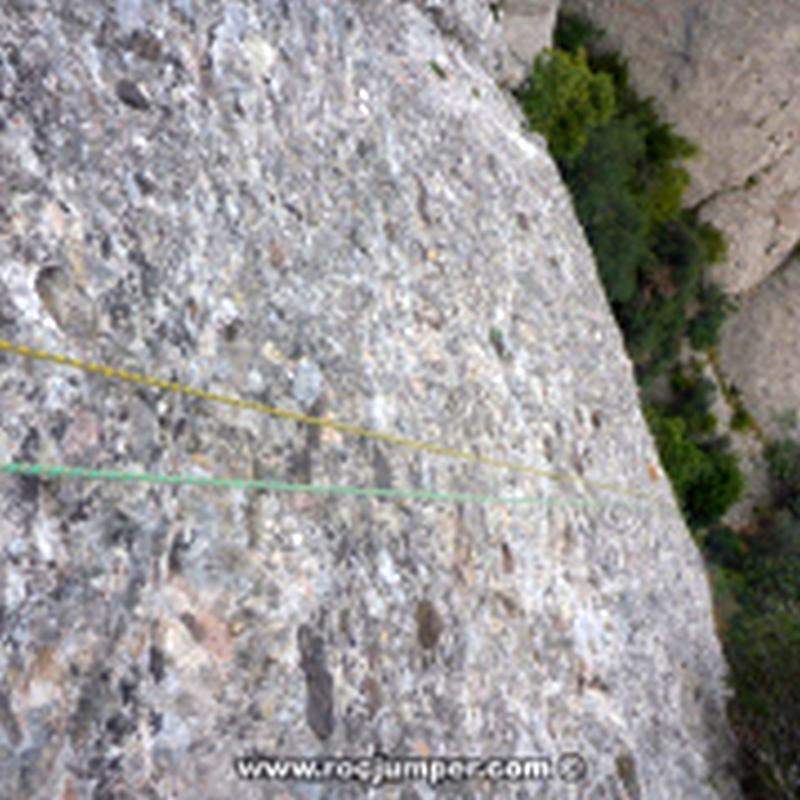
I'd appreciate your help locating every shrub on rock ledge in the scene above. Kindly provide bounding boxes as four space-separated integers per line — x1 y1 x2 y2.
516 48 615 162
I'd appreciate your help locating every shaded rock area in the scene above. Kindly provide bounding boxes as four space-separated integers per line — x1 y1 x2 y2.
680 348 770 531
0 1 738 799
719 256 800 439
562 0 800 295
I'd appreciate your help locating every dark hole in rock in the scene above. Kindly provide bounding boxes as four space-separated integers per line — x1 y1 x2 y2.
149 646 165 683
127 29 162 62
116 79 150 111
615 751 641 800
297 624 335 740
415 599 444 650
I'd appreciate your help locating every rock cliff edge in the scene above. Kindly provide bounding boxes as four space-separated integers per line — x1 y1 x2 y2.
0 2 738 798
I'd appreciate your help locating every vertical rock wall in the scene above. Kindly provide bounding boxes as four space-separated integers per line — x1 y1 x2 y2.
0 2 738 798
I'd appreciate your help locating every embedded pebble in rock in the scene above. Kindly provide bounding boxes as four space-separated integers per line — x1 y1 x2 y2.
0 1 739 799
292 359 324 412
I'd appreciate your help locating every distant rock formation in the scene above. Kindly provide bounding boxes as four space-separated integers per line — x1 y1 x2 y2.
500 0 560 85
0 1 738 798
562 0 800 295
720 256 800 439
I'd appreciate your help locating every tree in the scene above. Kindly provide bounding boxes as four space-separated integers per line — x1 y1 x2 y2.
641 164 691 224
726 604 800 799
646 407 742 527
644 406 705 500
652 219 704 300
688 284 735 351
564 116 651 302
696 220 729 265
764 438 800 518
516 48 615 162
685 446 744 528
623 294 689 384
554 10 605 53
765 438 800 487
704 525 748 571
667 365 717 439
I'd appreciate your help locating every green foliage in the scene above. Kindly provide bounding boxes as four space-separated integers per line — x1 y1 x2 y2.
764 438 800 520
622 295 687 386
740 557 800 619
562 117 650 302
745 515 800 616
704 525 748 571
527 14 741 524
765 438 800 488
767 510 800 556
525 19 791 797
524 14 742 513
667 364 718 438
517 48 615 161
637 104 698 162
685 445 744 528
429 61 447 79
695 220 729 265
707 565 745 634
725 605 800 799
645 406 742 528
488 326 512 362
711 509 800 620
731 404 756 433
626 101 697 222
645 406 706 501
554 10 605 52
519 30 728 384
719 442 800 799
688 284 736 351
641 164 691 224
652 219 705 296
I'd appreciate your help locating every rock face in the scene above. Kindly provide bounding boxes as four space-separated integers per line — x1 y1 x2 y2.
562 0 800 295
0 2 738 798
719 257 800 438
500 0 560 85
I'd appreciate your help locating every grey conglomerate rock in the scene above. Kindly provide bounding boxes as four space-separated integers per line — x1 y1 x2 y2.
0 2 739 798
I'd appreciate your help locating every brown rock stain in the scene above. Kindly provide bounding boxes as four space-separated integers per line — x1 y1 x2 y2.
179 609 234 663
413 739 432 758
269 239 286 268
61 778 78 800
494 591 523 618
501 541 515 574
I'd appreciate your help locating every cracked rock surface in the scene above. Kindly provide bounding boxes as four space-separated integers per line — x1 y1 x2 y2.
562 0 800 294
720 256 800 439
0 1 738 798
